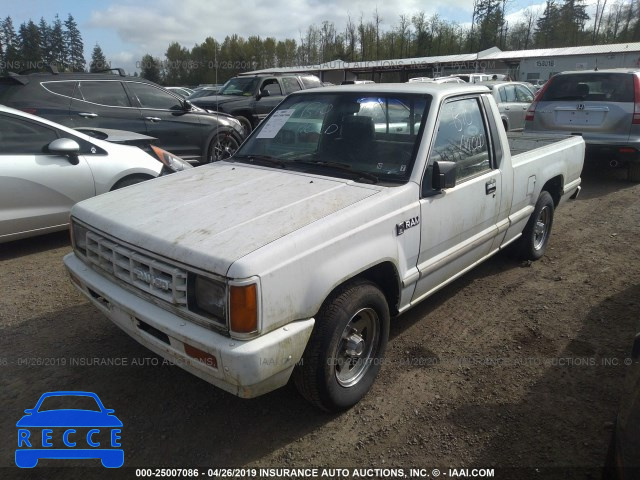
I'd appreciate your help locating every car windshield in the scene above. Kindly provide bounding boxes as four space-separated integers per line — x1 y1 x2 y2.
234 92 431 184
38 395 102 412
217 78 259 96
542 73 634 102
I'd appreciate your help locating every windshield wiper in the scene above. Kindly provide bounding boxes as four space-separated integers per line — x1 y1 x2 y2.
232 154 287 169
292 159 379 184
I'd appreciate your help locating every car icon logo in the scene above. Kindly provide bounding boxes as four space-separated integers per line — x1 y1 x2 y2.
15 391 123 468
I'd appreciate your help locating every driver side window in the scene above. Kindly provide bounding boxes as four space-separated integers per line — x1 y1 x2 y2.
424 97 491 189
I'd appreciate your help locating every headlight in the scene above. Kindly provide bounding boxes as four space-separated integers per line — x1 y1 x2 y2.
149 145 193 172
71 220 90 256
189 275 227 324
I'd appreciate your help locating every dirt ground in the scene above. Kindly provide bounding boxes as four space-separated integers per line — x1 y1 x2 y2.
1 161 639 480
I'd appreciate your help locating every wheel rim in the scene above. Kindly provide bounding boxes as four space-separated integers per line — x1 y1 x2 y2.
533 205 551 251
211 135 238 161
334 307 379 387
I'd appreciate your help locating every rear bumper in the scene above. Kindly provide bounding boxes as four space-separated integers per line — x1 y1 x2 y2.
63 253 315 398
582 143 639 164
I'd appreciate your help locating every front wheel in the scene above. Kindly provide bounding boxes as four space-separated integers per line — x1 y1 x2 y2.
293 280 390 412
515 190 555 260
207 132 239 163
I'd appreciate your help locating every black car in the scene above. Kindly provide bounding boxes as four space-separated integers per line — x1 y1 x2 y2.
0 67 244 163
190 73 322 135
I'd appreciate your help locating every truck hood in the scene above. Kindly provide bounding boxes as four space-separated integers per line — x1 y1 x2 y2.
72 163 379 276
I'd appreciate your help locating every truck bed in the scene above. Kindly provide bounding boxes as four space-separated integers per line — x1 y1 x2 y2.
507 132 581 156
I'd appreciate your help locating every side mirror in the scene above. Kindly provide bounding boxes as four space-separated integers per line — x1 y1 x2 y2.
257 89 270 100
183 99 193 110
432 161 457 190
24 409 34 414
48 138 80 165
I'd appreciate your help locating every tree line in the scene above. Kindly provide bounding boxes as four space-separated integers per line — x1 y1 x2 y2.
0 14 91 74
140 0 640 85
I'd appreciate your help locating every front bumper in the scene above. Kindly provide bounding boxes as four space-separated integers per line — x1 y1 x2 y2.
64 253 314 398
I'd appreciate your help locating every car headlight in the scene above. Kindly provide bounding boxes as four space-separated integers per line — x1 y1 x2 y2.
188 275 260 335
189 275 227 324
71 220 90 256
150 145 193 173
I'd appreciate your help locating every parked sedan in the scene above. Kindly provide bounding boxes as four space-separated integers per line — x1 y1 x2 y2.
482 81 535 131
0 105 189 243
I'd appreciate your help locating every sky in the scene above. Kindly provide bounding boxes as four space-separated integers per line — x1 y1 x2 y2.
2 0 595 74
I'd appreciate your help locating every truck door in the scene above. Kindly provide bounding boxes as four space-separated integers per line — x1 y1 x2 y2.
412 95 502 302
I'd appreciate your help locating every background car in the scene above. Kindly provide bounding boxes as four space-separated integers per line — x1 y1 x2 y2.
190 73 323 135
166 86 194 98
0 104 190 243
0 67 244 164
482 81 535 131
187 85 222 100
524 69 640 181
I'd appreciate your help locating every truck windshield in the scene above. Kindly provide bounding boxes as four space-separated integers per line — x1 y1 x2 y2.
234 92 431 184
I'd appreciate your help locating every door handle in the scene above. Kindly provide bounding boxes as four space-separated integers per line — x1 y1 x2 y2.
486 180 497 195
78 112 98 118
145 117 162 122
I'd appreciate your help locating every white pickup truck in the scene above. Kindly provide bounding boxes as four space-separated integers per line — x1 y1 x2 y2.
64 83 584 411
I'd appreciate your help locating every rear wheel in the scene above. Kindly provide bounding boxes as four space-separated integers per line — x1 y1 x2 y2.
515 190 555 260
293 280 390 412
207 132 239 163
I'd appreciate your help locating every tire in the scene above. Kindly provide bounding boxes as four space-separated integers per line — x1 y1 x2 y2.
235 115 252 137
515 190 555 260
207 132 240 163
628 162 640 182
110 175 153 191
293 280 390 412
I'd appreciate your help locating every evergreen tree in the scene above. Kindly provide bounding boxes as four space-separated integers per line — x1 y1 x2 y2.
559 0 590 46
1 17 19 72
535 0 562 47
49 15 66 69
89 43 108 72
38 17 51 63
18 20 42 71
64 14 85 71
139 53 162 83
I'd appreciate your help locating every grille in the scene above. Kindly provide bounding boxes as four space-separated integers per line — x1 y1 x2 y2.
85 231 188 306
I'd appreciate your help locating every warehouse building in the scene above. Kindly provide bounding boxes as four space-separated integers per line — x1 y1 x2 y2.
242 42 640 83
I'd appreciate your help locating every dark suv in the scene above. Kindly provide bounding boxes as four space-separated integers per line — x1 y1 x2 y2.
190 73 323 135
0 68 244 163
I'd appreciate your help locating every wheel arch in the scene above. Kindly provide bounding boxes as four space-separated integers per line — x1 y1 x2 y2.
541 174 564 206
109 173 156 191
317 261 401 318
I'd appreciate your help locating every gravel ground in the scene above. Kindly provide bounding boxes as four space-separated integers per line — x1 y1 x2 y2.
1 161 639 480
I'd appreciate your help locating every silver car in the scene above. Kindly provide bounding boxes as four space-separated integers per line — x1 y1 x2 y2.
482 81 535 131
524 69 640 181
0 105 188 243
